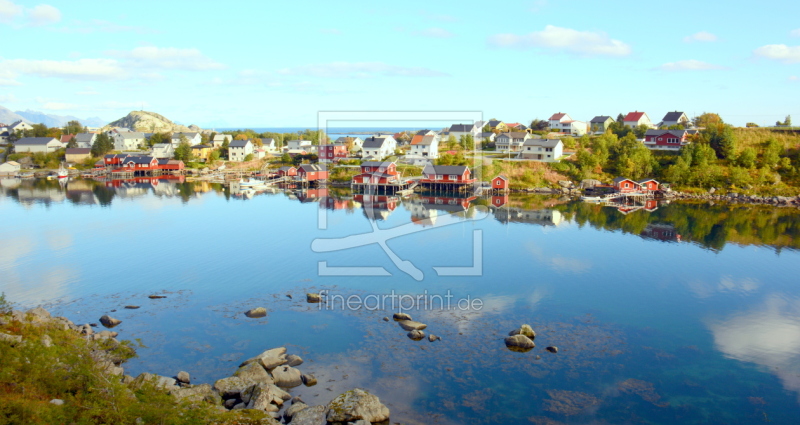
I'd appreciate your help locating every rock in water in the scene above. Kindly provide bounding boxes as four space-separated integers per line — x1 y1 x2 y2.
428 334 441 342
176 371 190 385
504 335 535 352
240 347 287 370
382 317 390 322
272 366 303 388
301 373 317 386
124 305 140 309
233 362 274 385
326 388 390 423
398 320 427 331
245 307 267 318
285 354 303 367
283 401 308 422
509 324 536 339
148 295 166 299
99 315 121 328
546 346 559 353
306 293 321 303
392 312 412 321
407 330 425 341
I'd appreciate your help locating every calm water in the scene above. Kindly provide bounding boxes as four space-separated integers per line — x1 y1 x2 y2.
2 178 800 424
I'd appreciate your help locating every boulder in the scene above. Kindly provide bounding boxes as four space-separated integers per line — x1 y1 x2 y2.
171 384 219 405
407 330 425 341
241 347 287 370
271 365 303 388
398 320 427 331
246 383 291 411
26 307 51 322
283 401 308 422
99 315 121 328
49 399 64 406
41 334 52 348
291 405 327 425
233 362 274 385
132 373 178 391
176 371 191 385
326 388 390 423
306 293 321 303
285 354 303 367
0 332 23 345
301 373 317 386
546 346 559 353
509 324 536 339
124 305 140 309
392 312 412 321
382 317 389 322
244 307 267 318
428 334 441 342
214 376 253 398
504 335 535 352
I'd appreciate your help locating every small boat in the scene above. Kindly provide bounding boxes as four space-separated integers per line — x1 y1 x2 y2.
57 163 69 179
580 195 603 202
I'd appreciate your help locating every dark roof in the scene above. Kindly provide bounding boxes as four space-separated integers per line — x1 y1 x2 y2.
415 129 433 135
487 120 503 127
118 132 145 139
191 144 212 149
645 129 686 137
229 140 251 148
590 116 612 123
124 156 157 164
75 133 96 142
448 124 474 132
299 164 327 172
362 137 391 148
523 138 561 148
361 161 394 167
278 166 296 172
16 137 59 145
423 164 470 175
65 148 91 155
417 135 437 145
662 111 686 121
497 132 528 139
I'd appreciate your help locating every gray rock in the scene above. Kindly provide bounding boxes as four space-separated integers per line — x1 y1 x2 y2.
233 362 274 385
80 324 93 335
504 335 535 352
271 365 303 388
407 330 425 341
285 354 303 367
124 305 140 309
41 334 52 348
223 398 238 409
121 375 135 385
171 384 218 404
546 346 559 353
214 376 252 398
382 317 389 322
291 405 327 425
232 402 246 410
99 315 121 328
26 307 51 322
244 307 267 318
245 383 290 411
428 334 441 342
49 399 64 406
397 320 427 331
509 324 536 339
240 347 287 370
0 332 23 345
306 293 321 303
283 401 308 422
93 330 118 340
176 371 190 385
132 373 178 391
392 312 412 321
326 388 390 423
301 373 317 386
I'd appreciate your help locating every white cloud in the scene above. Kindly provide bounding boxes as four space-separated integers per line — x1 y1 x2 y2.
0 93 17 102
683 31 717 42
754 44 800 63
790 76 799 81
791 29 800 37
319 28 341 35
0 58 125 80
277 61 449 78
0 0 23 23
27 4 60 26
76 87 98 95
412 27 454 38
106 46 225 71
657 59 726 71
488 25 632 57
57 19 159 34
0 77 22 86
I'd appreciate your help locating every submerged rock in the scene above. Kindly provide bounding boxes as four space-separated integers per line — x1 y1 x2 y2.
244 307 267 318
306 293 321 303
285 354 303 367
504 335 535 352
99 315 121 328
124 305 140 309
546 346 559 353
148 295 166 299
301 373 317 387
407 330 425 341
398 320 427 331
428 334 441 342
392 312 412 321
382 317 390 322
326 388 390 423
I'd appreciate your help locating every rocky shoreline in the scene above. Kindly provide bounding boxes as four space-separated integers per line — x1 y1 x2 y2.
0 306 392 425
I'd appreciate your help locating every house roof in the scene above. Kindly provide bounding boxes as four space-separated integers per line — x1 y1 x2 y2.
613 177 637 184
548 113 567 121
278 166 296 172
118 132 145 139
448 124 475 133
3 161 20 166
65 148 91 155
124 156 157 164
415 129 433 135
172 132 199 138
229 140 251 148
191 144 212 149
362 137 392 148
637 179 659 184
417 135 437 145
590 116 612 123
645 129 686 137
361 161 394 168
16 137 59 145
152 143 173 149
494 175 509 181
624 112 647 122
523 138 561 148
662 111 687 121
298 164 327 172
477 132 495 138
75 133 96 142
263 138 276 144
506 122 524 128
410 135 425 145
497 132 528 139
487 120 503 127
60 134 76 143
423 164 469 175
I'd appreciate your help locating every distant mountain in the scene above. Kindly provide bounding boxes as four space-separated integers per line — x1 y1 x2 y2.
14 110 107 128
0 106 28 125
103 111 195 133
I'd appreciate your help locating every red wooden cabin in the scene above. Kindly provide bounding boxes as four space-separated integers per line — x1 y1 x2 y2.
297 164 328 181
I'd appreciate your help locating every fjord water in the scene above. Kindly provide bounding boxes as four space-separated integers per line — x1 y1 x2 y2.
2 178 800 424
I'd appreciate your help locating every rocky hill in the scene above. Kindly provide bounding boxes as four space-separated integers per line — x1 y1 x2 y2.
0 105 28 125
103 111 198 133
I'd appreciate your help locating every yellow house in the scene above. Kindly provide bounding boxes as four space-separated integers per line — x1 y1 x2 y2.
486 119 507 132
191 144 213 162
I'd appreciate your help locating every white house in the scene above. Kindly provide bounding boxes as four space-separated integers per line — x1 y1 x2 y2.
0 161 21 174
228 139 254 161
74 133 97 149
262 138 278 153
113 132 146 151
211 134 232 148
171 132 202 147
333 136 364 153
623 111 655 129
519 139 563 162
286 140 312 151
14 137 63 153
548 112 588 136
0 126 9 144
361 136 397 159
410 135 439 159
660 111 690 128
151 143 175 159
495 132 530 152
9 121 33 133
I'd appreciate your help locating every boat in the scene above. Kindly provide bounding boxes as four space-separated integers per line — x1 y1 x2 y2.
580 195 604 203
57 163 69 179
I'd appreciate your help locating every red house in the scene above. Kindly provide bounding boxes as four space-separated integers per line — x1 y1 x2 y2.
104 154 130 167
296 188 329 202
637 179 659 193
492 194 508 207
318 144 348 163
613 177 640 193
296 164 328 181
352 161 401 185
277 166 297 177
643 129 691 151
492 175 509 191
158 159 185 171
421 165 475 185
120 156 159 171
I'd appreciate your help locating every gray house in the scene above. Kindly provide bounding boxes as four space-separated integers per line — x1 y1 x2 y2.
15 137 63 154
113 132 146 151
660 111 690 128
495 132 530 152
519 139 563 162
74 133 97 149
590 116 614 133
228 139 254 161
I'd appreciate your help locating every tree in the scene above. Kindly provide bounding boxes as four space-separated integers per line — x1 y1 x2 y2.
447 135 457 150
66 137 78 149
63 120 83 135
244 153 254 161
701 123 737 159
220 140 230 158
281 152 292 164
529 119 548 131
235 134 248 141
174 141 192 162
616 113 625 124
148 132 167 146
786 115 792 126
737 148 757 168
761 138 783 169
633 124 650 139
252 138 263 147
692 112 723 128
200 133 210 145
91 133 114 157
31 123 49 137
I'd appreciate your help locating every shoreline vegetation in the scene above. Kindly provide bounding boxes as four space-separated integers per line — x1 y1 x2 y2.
0 295 392 425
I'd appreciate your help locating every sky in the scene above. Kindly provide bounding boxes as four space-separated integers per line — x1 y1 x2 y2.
0 0 799 128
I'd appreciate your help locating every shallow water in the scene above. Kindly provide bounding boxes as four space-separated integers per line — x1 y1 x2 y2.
2 178 800 424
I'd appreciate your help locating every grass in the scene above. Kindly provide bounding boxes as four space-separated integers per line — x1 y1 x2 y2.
481 160 569 190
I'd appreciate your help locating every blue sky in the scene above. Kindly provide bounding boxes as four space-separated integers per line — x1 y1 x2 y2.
1 0 799 128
